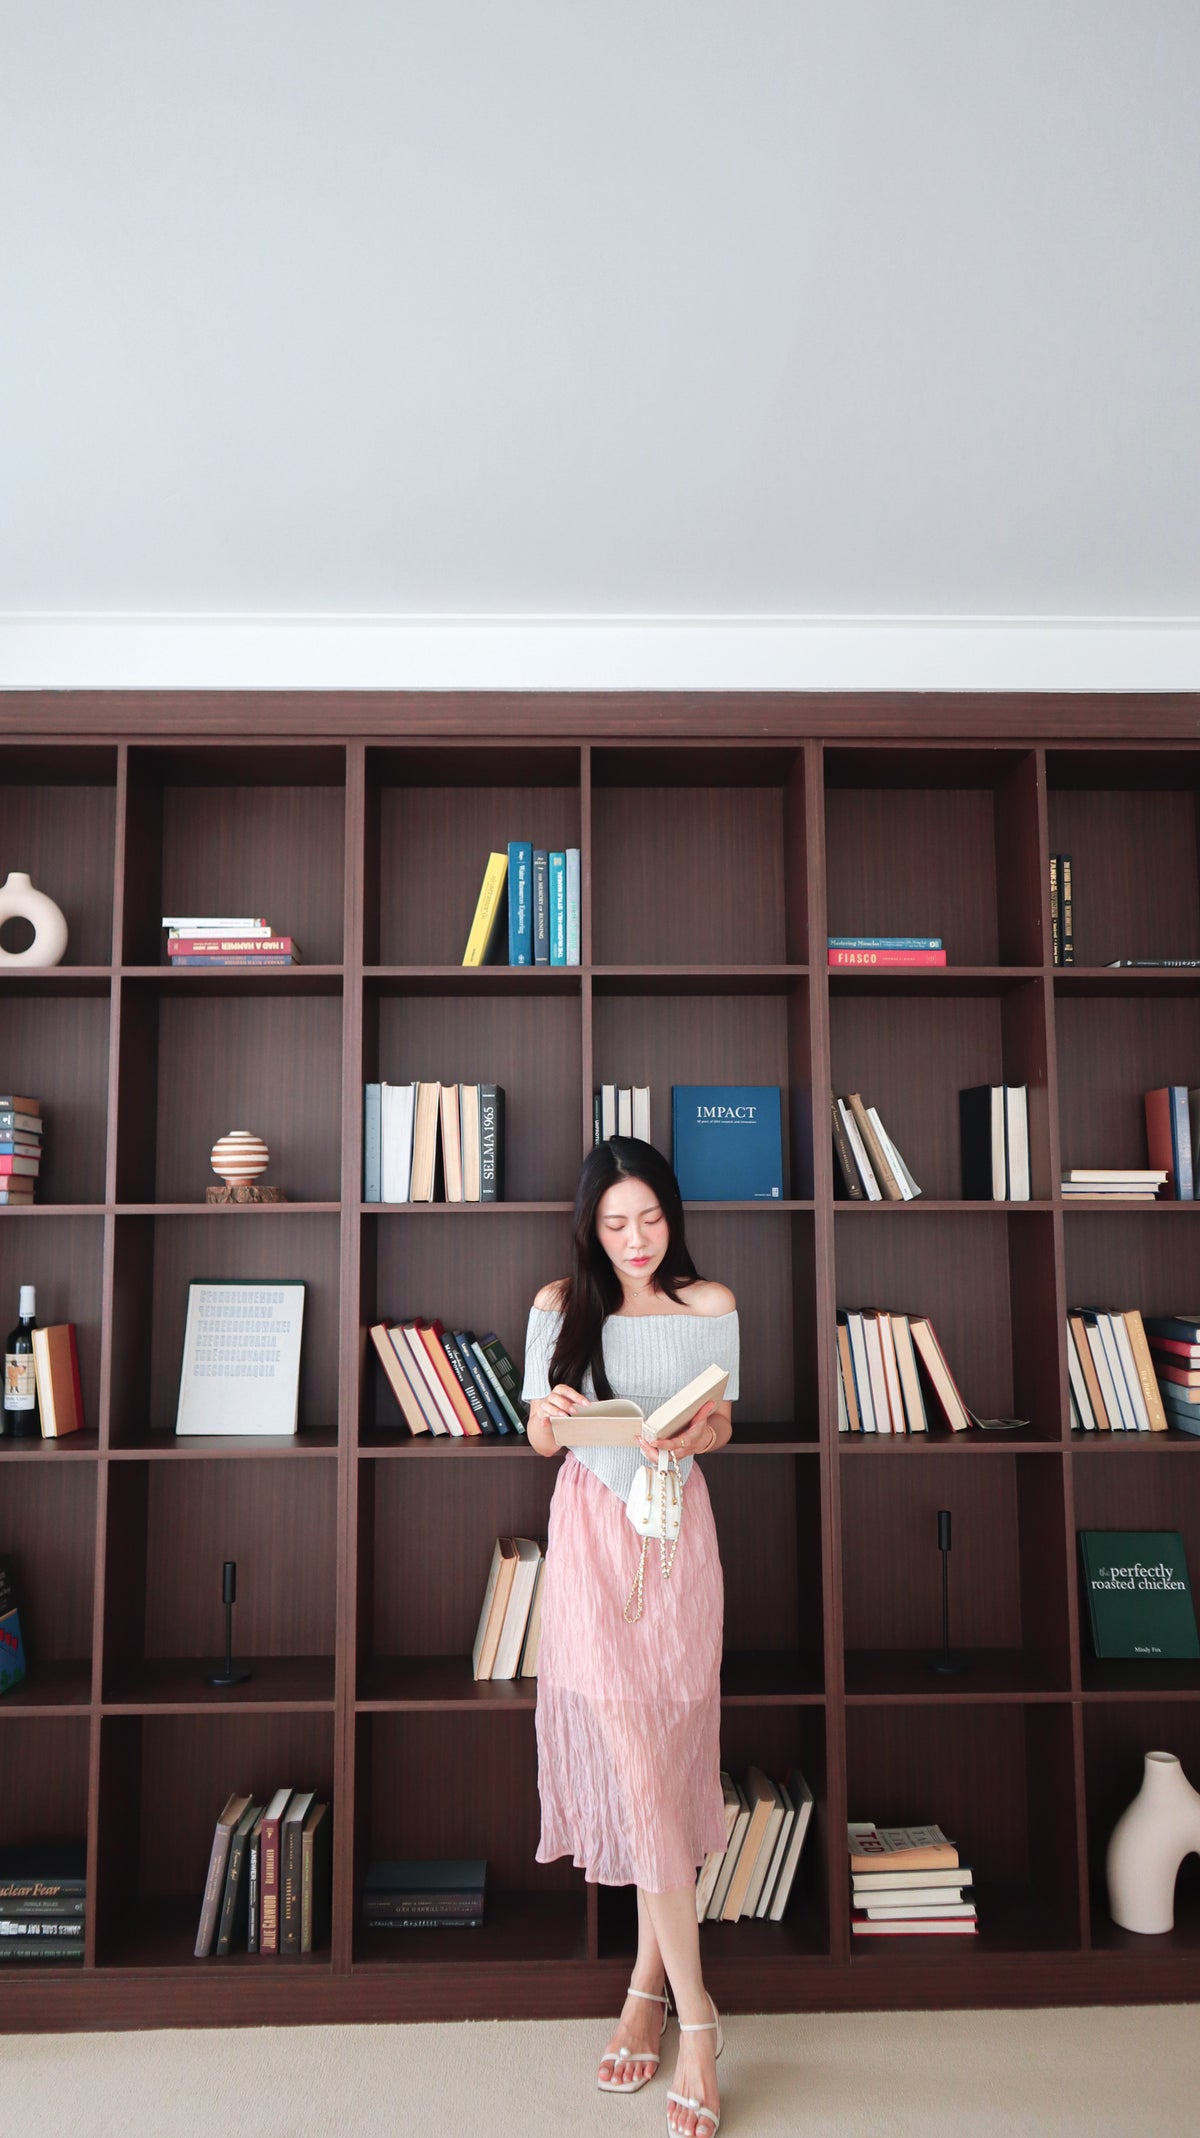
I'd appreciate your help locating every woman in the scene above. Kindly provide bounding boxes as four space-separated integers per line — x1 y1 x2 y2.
522 1137 738 2138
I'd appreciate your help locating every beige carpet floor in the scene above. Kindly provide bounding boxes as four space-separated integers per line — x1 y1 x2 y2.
3 2005 1198 2138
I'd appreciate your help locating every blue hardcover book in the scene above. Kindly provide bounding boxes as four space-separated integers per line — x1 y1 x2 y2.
565 849 581 965
1156 1392 1200 1436
507 842 532 965
363 1084 382 1203
827 936 943 950
672 1086 784 1201
548 853 566 965
532 851 550 964
1143 1317 1200 1346
454 1331 510 1433
0 1564 26 1696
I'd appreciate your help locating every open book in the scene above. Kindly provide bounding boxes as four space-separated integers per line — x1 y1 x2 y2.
551 1364 728 1449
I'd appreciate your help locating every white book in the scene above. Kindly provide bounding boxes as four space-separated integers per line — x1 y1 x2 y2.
380 1081 416 1203
862 1902 977 1920
175 1281 304 1437
1065 1323 1095 1430
837 1360 849 1432
862 1313 893 1434
852 1883 968 1908
1005 1085 1030 1200
846 1312 876 1432
742 1782 786 1917
632 1087 651 1142
490 1540 543 1679
853 1864 974 1892
767 1769 813 1921
1111 1313 1152 1432
875 1313 907 1437
868 1107 921 1199
756 1782 795 1918
1096 1313 1139 1433
708 1785 750 1919
617 1088 633 1137
600 1085 617 1139
838 1099 881 1199
161 917 271 933
1083 1316 1126 1431
400 1326 463 1436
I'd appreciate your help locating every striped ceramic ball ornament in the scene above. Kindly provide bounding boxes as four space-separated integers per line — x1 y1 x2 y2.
210 1131 270 1185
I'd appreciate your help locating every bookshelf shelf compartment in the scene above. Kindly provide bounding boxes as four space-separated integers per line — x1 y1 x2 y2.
0 748 117 966
354 1891 588 1970
1046 753 1200 971
1082 1701 1200 1949
0 994 111 1204
0 1215 104 1436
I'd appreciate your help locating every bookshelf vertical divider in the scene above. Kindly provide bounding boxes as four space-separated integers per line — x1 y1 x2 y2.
4 704 1200 2028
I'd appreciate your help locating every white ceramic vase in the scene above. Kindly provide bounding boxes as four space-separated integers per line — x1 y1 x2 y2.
0 871 69 967
1106 1749 1200 1932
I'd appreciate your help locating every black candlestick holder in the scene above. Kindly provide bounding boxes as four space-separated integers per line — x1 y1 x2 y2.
207 1559 251 1687
927 1508 967 1675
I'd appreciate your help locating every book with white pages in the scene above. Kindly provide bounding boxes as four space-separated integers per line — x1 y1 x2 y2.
846 1312 876 1432
755 1782 795 1917
1110 1313 1152 1433
852 1887 969 1910
837 1362 849 1433
853 1864 973 1893
707 1783 750 1920
1065 1325 1096 1430
551 1365 728 1448
861 1314 893 1434
875 1314 906 1436
696 1774 741 1921
1081 1315 1127 1432
1005 1085 1030 1199
742 1777 787 1916
868 1107 921 1199
767 1768 813 1921
490 1539 543 1679
860 1901 977 1920
837 1099 881 1199
380 1081 416 1202
632 1087 650 1142
599 1085 617 1139
617 1088 633 1137
1096 1313 1140 1433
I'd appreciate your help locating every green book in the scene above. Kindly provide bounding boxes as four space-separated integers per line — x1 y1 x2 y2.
1078 1531 1200 1659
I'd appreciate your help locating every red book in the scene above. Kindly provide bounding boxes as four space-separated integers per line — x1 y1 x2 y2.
0 1156 39 1176
1153 1362 1200 1388
258 1788 292 1955
1148 1336 1200 1361
167 936 300 955
413 1321 483 1436
1144 1088 1178 1196
827 948 948 968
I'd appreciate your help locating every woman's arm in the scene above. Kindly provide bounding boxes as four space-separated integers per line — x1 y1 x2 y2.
527 1384 587 1458
638 1397 732 1461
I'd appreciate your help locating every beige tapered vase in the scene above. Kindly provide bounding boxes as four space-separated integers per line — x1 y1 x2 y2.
0 871 69 967
1106 1750 1200 1933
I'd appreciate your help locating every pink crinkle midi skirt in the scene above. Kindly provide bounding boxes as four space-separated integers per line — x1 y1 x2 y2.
535 1452 727 1891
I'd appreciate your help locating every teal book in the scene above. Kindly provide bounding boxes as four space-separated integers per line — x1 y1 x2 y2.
1078 1530 1200 1659
507 842 532 964
548 852 566 964
672 1086 784 1201
0 1563 26 1695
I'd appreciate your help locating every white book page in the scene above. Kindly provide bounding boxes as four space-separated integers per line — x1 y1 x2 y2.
175 1282 305 1436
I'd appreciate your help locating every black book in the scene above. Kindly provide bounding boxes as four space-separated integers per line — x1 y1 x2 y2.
479 1333 528 1428
440 1331 495 1432
479 1086 505 1202
216 1801 262 1957
455 1332 511 1433
0 1842 86 1900
830 1097 865 1199
280 1791 315 1956
0 1936 84 1961
246 1813 264 1954
959 1086 1006 1200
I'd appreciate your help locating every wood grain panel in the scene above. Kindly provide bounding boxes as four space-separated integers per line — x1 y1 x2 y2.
151 992 343 1204
375 993 581 1202
994 755 1045 967
0 785 116 964
1062 1208 1200 1320
363 1710 579 1892
592 787 787 965
847 1705 1033 1884
0 1465 96 1662
1047 786 1200 967
705 1456 814 1656
137 1461 336 1661
0 995 111 1203
377 784 581 966
0 1214 105 1431
825 786 1002 967
0 1719 90 1841
1056 994 1200 1176
684 1212 811 1429
144 1215 341 1436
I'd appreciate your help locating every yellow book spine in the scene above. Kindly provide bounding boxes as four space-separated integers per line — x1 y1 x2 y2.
462 853 509 966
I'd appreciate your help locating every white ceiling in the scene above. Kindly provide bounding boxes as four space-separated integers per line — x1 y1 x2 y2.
3 0 1199 629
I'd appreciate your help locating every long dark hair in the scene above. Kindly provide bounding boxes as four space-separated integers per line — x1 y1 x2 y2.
548 1138 700 1398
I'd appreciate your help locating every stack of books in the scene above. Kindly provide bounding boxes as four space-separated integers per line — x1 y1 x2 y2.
695 1767 813 1924
362 1859 486 1930
1066 1309 1168 1433
195 1790 331 1958
837 1311 975 1434
1061 1168 1167 1203
162 917 301 967
832 1094 921 1200
1144 1086 1199 1199
0 1842 85 1963
364 1081 505 1203
1143 1315 1200 1437
849 1822 976 1936
463 845 581 967
593 1085 650 1143
828 936 946 969
472 1538 545 1679
959 1084 1030 1200
370 1319 527 1437
1049 855 1074 966
0 1093 42 1205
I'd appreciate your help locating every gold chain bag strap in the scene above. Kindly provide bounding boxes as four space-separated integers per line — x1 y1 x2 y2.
623 1447 683 1623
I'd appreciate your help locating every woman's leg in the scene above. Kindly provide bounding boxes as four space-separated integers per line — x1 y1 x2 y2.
596 1887 668 2087
640 1885 720 2138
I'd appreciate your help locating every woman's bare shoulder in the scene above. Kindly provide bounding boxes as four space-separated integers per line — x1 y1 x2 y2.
533 1279 568 1313
678 1279 737 1317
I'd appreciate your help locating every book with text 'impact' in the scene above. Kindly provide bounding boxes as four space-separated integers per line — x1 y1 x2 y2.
672 1087 783 1201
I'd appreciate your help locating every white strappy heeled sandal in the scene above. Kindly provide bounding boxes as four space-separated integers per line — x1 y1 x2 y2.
596 1983 672 2094
666 1991 723 2136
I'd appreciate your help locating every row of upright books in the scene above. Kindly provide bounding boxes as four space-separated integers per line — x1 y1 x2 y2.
0 1842 85 1962
0 1093 43 1204
837 1311 973 1434
1049 856 1075 966
195 1790 331 1958
695 1768 813 1923
363 1081 505 1202
831 1094 920 1200
1067 1310 1199 1435
463 846 581 966
370 1318 527 1436
162 916 301 966
472 1538 545 1679
593 1085 650 1143
849 1823 975 1937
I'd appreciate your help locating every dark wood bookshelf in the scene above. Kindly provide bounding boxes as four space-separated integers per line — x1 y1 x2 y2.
4 703 1200 2023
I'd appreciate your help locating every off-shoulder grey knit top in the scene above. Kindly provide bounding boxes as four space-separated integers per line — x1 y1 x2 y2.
521 1303 740 1503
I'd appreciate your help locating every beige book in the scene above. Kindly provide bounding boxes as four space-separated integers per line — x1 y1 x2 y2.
836 1322 861 1432
848 1822 959 1874
409 1081 442 1202
861 1314 894 1434
722 1768 777 1920
707 1783 750 1919
491 1540 543 1680
31 1323 83 1438
369 1322 430 1434
695 1773 741 1921
742 1780 786 1916
552 1365 728 1449
518 1554 546 1676
439 1084 463 1202
890 1315 928 1433
847 1094 903 1200
460 1084 481 1201
875 1314 907 1436
1123 1309 1169 1432
472 1538 519 1680
1068 1315 1110 1429
908 1318 971 1432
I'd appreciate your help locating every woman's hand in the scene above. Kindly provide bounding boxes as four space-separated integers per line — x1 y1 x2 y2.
637 1400 728 1462
527 1383 587 1457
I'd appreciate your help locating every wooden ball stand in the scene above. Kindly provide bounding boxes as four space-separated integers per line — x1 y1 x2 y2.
206 1182 286 1203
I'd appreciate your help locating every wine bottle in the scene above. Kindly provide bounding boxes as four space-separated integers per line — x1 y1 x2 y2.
3 1285 39 1439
